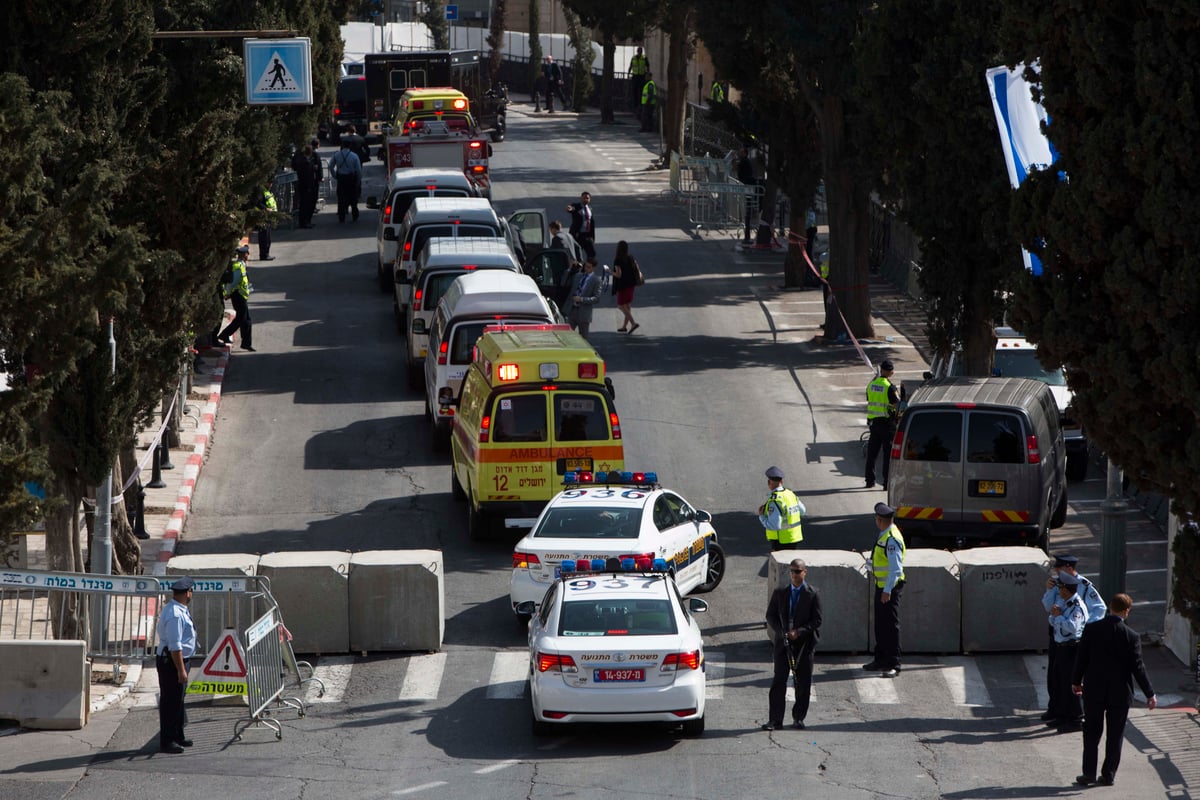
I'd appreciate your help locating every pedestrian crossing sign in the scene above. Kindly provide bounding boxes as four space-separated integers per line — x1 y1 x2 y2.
244 38 313 106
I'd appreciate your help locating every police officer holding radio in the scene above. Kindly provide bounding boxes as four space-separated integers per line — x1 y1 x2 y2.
757 466 805 551
156 576 197 754
1041 554 1106 723
865 360 904 489
1046 572 1087 731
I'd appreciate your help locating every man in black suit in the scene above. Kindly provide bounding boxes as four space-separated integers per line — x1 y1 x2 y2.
567 191 596 259
764 558 822 731
1071 593 1158 787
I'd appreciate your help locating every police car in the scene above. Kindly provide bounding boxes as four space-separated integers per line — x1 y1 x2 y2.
517 558 709 736
510 471 725 617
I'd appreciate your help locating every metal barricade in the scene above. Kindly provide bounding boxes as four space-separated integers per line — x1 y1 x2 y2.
687 179 763 232
667 152 735 203
270 171 299 230
234 607 299 740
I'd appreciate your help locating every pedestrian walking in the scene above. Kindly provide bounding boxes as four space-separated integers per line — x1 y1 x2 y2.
1046 572 1087 732
763 558 821 731
611 240 640 334
1041 554 1107 723
567 191 596 259
330 140 362 223
1071 593 1158 787
217 245 255 351
543 56 567 112
628 46 649 110
864 502 905 677
567 258 601 340
155 576 197 754
865 360 903 489
757 466 805 552
341 124 370 164
254 179 277 261
640 70 657 132
291 144 318 229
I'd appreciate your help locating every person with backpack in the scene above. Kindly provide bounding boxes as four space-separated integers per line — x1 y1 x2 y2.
611 239 641 334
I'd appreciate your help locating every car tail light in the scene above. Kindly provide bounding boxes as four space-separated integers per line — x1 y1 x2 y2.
610 411 621 439
537 653 578 674
412 100 424 109
334 106 341 117
661 651 702 672
497 363 519 381
413 288 423 311
1026 434 1041 464
479 415 491 443
404 241 412 254
384 204 392 220
454 98 468 110
437 340 448 366
578 363 598 379
469 140 483 149
512 552 541 569
670 709 699 718
891 429 904 460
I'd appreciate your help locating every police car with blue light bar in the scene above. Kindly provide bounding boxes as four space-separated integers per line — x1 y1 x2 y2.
509 471 725 618
516 557 709 736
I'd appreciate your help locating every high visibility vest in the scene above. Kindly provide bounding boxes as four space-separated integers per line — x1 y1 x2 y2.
765 488 803 545
630 54 648 76
642 80 657 106
866 375 896 420
872 524 906 588
819 260 829 279
262 189 277 211
710 81 725 104
225 259 249 299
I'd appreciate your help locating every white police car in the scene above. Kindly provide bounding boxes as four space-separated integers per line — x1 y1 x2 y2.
509 471 725 618
517 558 708 736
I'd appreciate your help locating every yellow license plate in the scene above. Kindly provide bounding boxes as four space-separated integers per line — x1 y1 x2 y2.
564 458 592 471
977 480 1006 495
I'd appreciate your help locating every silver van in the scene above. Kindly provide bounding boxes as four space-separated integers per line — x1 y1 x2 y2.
423 271 564 449
887 377 1067 551
404 237 522 388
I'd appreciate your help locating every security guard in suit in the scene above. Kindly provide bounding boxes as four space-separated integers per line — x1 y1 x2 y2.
757 466 805 551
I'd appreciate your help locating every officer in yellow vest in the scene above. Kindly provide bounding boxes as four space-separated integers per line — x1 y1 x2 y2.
628 47 649 109
757 466 805 551
217 245 255 352
710 79 725 106
865 360 903 489
865 502 906 677
640 71 657 132
256 181 278 261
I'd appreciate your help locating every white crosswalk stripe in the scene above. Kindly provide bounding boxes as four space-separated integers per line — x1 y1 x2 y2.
936 657 991 707
853 672 901 704
487 652 529 699
1023 654 1050 711
304 655 354 704
399 652 447 701
704 652 725 699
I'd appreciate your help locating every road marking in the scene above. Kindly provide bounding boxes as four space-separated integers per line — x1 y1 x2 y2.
475 759 521 774
1068 539 1168 546
487 651 529 699
1125 568 1168 575
704 652 725 699
393 782 447 795
854 673 900 703
938 657 991 707
1023 654 1050 711
305 656 354 704
399 652 446 701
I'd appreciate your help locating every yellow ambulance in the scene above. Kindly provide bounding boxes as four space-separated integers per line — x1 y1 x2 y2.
392 87 476 135
447 326 624 540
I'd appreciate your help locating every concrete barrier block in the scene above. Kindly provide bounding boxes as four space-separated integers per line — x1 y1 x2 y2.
258 551 351 655
865 549 961 654
0 640 88 729
957 546 1052 652
167 554 261 656
349 550 444 653
770 550 871 653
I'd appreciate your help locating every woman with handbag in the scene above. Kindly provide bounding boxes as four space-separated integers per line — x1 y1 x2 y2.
612 240 641 334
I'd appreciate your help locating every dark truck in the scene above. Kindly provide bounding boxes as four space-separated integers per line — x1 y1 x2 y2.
364 50 507 143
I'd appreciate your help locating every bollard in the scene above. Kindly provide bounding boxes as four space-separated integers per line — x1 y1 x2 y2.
532 91 542 113
158 437 175 471
147 444 166 489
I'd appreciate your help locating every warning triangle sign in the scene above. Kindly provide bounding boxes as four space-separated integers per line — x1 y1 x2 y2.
253 51 300 94
198 629 248 679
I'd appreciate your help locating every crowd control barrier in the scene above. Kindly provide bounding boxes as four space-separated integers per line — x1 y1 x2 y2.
233 606 309 741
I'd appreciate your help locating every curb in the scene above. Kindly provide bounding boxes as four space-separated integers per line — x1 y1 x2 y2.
89 661 144 715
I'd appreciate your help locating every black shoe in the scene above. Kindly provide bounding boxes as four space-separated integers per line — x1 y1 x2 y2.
1098 774 1114 786
260 256 276 261
879 668 898 678
241 345 256 352
865 481 876 489
761 722 781 731
1074 775 1095 786
177 738 194 747
791 720 805 729
1040 710 1057 721
1056 720 1083 733
159 743 184 754
862 661 881 671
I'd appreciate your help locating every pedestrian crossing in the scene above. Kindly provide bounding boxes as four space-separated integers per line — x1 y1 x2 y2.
299 649 1057 712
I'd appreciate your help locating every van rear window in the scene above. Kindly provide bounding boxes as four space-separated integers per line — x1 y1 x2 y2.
492 395 547 442
411 223 499 260
554 394 610 441
966 412 1025 464
451 322 491 364
389 189 471 224
902 411 962 462
421 273 464 312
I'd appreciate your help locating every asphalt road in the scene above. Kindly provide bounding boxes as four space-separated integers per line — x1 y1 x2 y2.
56 108 1178 800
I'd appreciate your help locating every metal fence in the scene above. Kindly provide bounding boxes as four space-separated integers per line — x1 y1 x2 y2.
687 178 763 233
683 102 741 159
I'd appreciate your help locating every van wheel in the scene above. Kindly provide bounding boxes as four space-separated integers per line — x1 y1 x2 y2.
1066 452 1088 482
378 263 392 294
694 542 725 593
1050 489 1068 529
469 503 491 541
451 469 466 501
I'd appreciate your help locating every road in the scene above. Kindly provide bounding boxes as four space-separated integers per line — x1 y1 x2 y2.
62 108 1179 800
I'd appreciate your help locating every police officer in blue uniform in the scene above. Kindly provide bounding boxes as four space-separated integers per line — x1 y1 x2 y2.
1047 572 1087 731
156 576 197 753
1041 554 1106 722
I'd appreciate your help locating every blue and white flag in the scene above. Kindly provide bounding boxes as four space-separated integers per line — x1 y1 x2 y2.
986 63 1060 276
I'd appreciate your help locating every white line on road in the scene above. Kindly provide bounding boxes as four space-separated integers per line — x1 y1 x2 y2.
854 673 900 703
1125 568 1168 575
305 656 354 704
705 652 725 700
1023 654 1050 711
399 652 447 701
486 652 529 699
1062 540 1167 547
475 759 521 774
393 782 448 795
939 657 991 707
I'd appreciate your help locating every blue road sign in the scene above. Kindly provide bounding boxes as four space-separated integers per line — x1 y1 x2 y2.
446 4 459 21
244 38 313 106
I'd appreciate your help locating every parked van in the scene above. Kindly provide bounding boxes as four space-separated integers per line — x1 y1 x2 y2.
425 272 566 446
404 238 523 387
446 323 621 540
887 377 1067 551
367 168 481 291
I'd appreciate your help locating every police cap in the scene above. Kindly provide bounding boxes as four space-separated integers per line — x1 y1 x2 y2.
880 360 895 372
1057 572 1079 587
1054 554 1079 568
765 466 785 480
170 576 194 592
874 502 895 518
237 244 250 254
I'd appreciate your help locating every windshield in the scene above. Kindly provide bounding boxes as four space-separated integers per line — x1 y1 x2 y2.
531 506 641 539
993 350 1067 386
559 598 677 636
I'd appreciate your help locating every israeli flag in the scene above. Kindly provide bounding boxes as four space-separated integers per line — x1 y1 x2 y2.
986 63 1060 276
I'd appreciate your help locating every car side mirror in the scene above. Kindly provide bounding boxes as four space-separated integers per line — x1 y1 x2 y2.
688 598 709 614
516 601 537 616
384 229 398 241
694 509 712 524
922 371 933 381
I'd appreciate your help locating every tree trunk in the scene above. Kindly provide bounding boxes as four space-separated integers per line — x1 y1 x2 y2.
528 1 542 95
784 208 806 287
663 9 695 157
600 33 615 124
113 446 142 575
44 479 87 641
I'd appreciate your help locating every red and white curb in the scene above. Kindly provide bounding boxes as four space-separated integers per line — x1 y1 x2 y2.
151 349 229 576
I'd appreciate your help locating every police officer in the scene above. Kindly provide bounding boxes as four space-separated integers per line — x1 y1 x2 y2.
255 180 277 261
709 79 725 106
865 360 903 489
1040 554 1107 722
217 245 254 351
1047 572 1087 731
156 576 197 753
640 71 657 132
864 502 905 677
757 466 805 551
628 46 649 109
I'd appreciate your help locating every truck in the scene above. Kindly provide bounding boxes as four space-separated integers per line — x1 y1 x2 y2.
384 119 492 197
364 50 507 143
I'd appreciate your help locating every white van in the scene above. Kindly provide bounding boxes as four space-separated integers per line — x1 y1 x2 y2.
423 271 565 448
367 168 480 292
404 238 523 388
